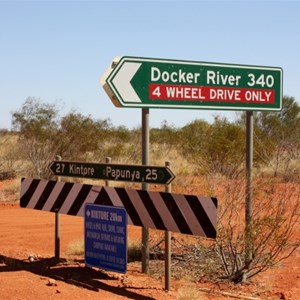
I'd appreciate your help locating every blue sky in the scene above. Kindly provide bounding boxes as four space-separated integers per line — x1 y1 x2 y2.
1 0 299 129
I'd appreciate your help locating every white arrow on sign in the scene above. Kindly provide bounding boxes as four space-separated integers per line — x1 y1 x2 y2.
100 58 142 105
111 62 142 103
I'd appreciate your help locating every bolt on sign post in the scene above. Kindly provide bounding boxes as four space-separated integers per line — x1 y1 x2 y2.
101 56 282 111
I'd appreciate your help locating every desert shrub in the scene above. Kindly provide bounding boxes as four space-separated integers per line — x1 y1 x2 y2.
178 118 245 177
12 98 60 178
177 286 202 300
57 112 111 160
66 240 84 256
150 121 179 146
206 117 245 177
0 132 23 176
212 177 300 283
237 96 300 180
0 179 20 202
127 240 142 262
11 98 115 178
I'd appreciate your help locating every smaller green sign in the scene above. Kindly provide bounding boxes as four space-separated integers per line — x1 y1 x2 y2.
49 161 175 185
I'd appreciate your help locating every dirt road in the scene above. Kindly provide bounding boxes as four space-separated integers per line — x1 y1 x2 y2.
0 183 299 299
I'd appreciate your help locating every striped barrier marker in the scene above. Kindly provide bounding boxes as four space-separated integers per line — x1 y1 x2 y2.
20 178 217 238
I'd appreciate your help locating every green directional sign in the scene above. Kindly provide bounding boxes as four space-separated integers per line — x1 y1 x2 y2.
49 161 175 185
101 56 283 111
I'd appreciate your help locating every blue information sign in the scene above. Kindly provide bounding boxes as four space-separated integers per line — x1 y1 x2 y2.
84 204 127 273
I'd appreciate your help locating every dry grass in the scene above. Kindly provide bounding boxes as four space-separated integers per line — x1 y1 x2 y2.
65 240 84 256
0 179 20 202
65 238 142 261
177 285 203 300
127 239 142 262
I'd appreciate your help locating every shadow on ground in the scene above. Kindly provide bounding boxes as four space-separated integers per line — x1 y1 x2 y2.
0 254 157 300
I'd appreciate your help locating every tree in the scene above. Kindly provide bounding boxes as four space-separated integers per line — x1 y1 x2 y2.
178 117 245 177
12 97 59 140
177 119 211 174
150 121 179 146
207 117 245 177
57 112 111 160
254 96 300 178
11 98 136 178
12 97 60 178
0 131 20 179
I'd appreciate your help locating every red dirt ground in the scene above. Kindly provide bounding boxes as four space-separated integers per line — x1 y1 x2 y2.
0 179 299 300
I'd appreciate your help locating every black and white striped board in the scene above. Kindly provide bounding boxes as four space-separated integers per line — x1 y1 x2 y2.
20 178 217 238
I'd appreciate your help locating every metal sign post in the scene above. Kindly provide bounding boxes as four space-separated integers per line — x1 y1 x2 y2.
165 161 172 291
141 108 150 274
54 155 62 259
245 111 254 267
